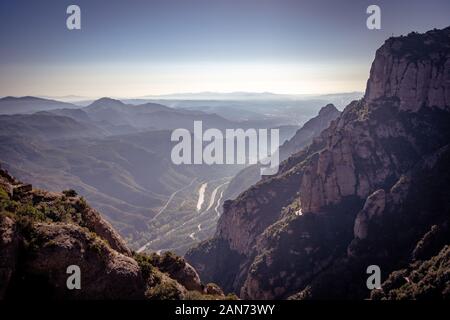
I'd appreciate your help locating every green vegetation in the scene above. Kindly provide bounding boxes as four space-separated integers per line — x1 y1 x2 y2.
155 251 185 270
134 251 231 300
16 204 46 221
146 274 184 300
62 189 78 197
0 186 9 200
0 185 87 251
1 195 83 226
134 252 158 281
133 253 186 300
389 28 449 61
37 200 79 223
1 187 45 229
183 290 238 300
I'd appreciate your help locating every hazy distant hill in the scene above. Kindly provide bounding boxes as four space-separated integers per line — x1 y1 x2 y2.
83 97 242 133
223 104 341 201
137 91 362 103
122 92 360 125
0 96 78 115
0 113 106 140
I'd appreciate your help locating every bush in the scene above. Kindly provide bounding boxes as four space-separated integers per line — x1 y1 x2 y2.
0 198 18 213
16 204 46 221
62 189 78 197
76 197 88 211
145 272 184 300
0 186 9 200
134 252 156 281
38 200 78 223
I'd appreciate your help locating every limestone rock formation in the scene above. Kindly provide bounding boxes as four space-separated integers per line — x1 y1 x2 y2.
186 26 450 300
0 166 225 300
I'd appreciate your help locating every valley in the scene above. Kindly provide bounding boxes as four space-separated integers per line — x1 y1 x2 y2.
0 93 355 255
137 176 232 255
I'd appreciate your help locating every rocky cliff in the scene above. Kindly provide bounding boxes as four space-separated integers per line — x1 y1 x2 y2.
223 103 341 202
186 27 450 299
365 29 450 112
0 166 228 300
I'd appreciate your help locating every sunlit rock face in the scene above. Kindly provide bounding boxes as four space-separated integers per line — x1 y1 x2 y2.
365 28 450 112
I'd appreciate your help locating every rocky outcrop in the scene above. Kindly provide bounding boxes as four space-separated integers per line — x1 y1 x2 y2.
0 215 19 299
0 167 225 300
20 222 145 299
280 104 341 160
78 206 131 256
186 27 450 299
30 188 131 257
148 252 203 292
353 189 386 240
365 28 450 111
185 237 244 293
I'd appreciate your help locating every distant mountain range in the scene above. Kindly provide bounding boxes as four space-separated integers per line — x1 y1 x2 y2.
0 92 361 130
23 91 363 104
136 91 363 102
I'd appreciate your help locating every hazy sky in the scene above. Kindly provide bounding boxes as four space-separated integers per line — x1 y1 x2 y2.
0 0 449 97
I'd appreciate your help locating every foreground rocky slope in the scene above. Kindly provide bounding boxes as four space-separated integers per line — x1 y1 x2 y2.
0 166 229 299
186 27 450 299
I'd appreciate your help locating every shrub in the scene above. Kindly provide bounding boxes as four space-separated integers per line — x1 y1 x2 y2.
146 278 183 300
62 189 78 197
134 252 156 281
0 186 9 200
38 200 78 223
16 204 46 221
0 198 18 213
76 197 88 211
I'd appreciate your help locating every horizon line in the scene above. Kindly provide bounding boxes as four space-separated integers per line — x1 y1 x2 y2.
0 90 365 102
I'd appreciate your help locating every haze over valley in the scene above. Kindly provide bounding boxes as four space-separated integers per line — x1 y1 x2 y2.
0 92 358 254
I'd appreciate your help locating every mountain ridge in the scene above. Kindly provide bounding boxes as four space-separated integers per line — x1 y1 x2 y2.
222 103 341 202
0 96 78 115
186 26 450 299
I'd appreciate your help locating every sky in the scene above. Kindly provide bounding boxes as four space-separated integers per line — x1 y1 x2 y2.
0 0 449 98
